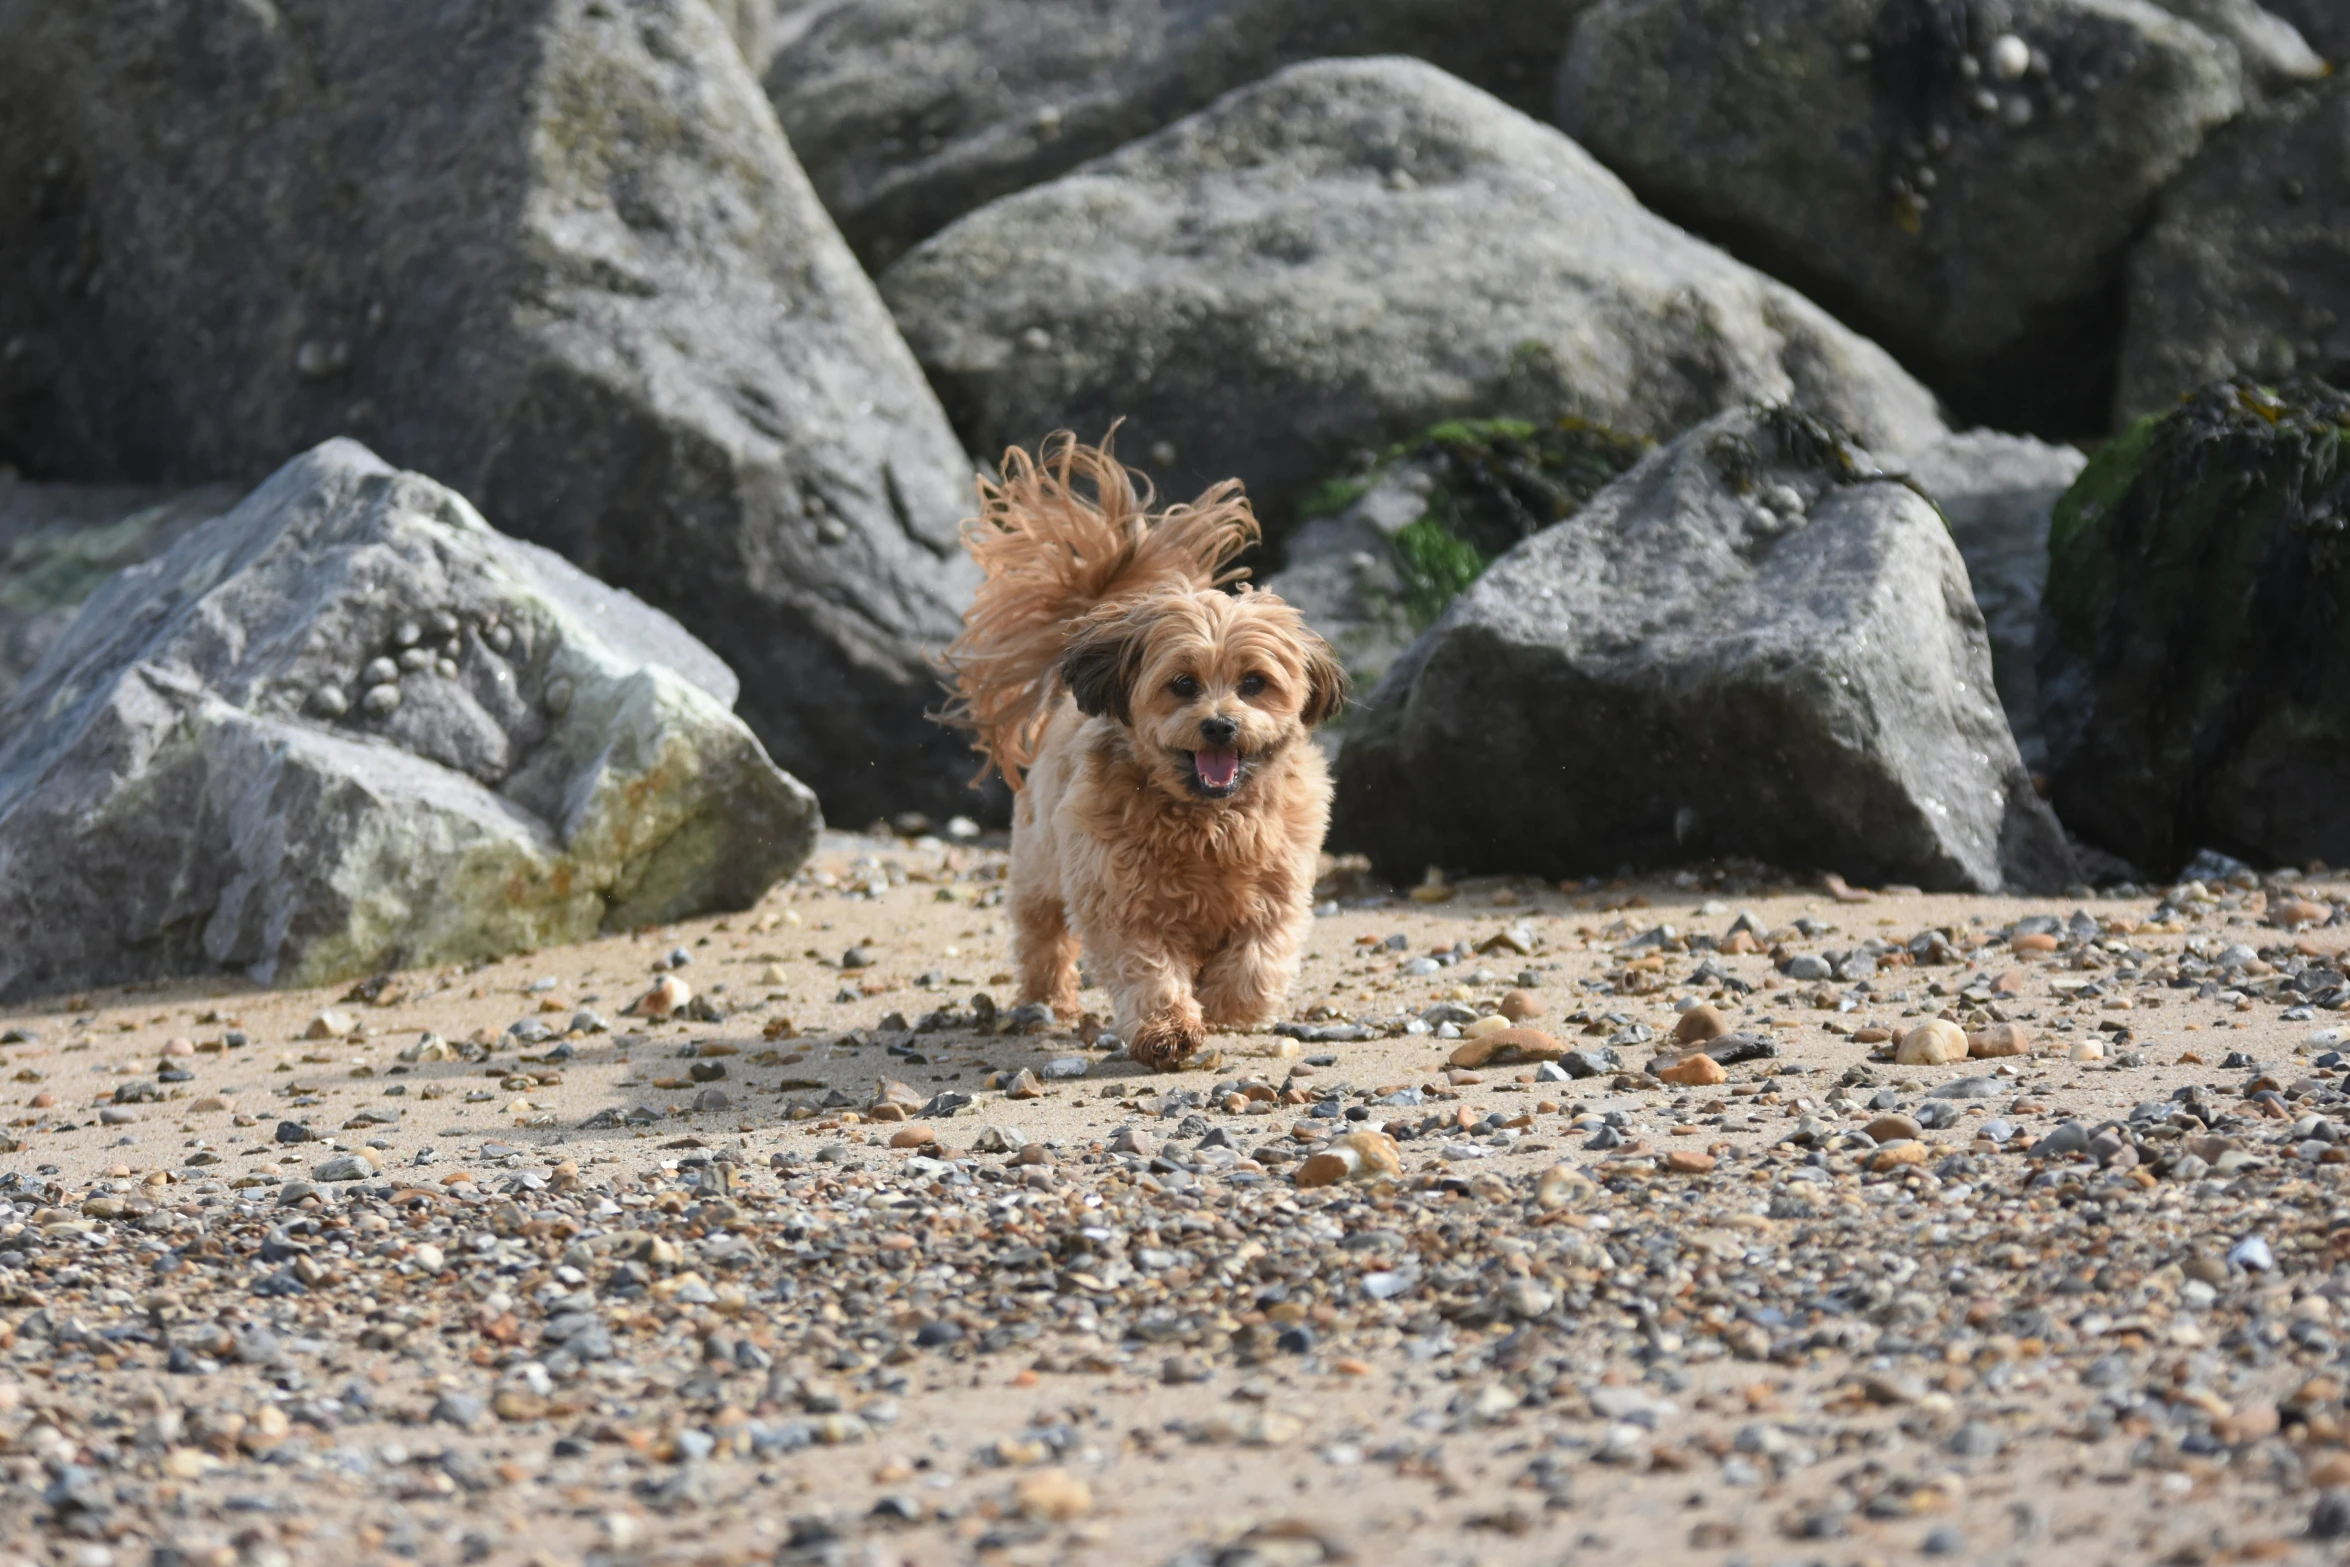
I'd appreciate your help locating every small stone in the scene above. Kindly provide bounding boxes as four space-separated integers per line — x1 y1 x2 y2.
1296 1130 1401 1187
432 1393 488 1429
274 1119 315 1144
1498 989 1542 1021
1447 1027 1565 1068
309 685 349 719
2068 1037 2105 1062
1460 1013 1512 1039
1968 1022 2031 1058
1535 1164 1594 1211
2028 1121 2091 1159
633 975 692 1019
2310 1489 2350 1541
360 682 401 717
1005 1069 1045 1100
312 1153 375 1181
1674 1004 1730 1044
1864 1114 1922 1144
1658 1052 1727 1086
693 1087 731 1112
1871 1140 1929 1171
1012 1468 1092 1522
2273 898 2327 929
1896 1020 1967 1065
304 1009 355 1039
362 656 399 686
1988 32 2031 81
887 1124 937 1149
1664 1149 1717 1175
161 1036 194 1056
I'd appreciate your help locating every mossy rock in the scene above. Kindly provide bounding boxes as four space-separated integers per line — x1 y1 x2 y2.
1302 416 1651 629
2039 377 2350 874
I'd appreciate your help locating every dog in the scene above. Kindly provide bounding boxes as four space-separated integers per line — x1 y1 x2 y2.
940 433 1347 1071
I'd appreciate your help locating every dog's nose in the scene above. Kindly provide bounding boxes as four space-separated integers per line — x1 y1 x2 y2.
1198 715 1238 746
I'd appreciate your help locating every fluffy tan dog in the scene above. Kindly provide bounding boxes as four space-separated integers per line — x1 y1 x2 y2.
941 434 1347 1071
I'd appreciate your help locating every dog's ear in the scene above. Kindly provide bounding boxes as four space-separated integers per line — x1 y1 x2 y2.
1059 612 1145 725
1299 637 1350 728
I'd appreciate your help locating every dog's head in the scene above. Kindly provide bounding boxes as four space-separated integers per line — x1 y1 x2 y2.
1058 586 1347 802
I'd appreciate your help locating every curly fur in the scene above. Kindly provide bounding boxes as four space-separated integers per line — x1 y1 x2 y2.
944 434 1348 1071
938 430 1257 787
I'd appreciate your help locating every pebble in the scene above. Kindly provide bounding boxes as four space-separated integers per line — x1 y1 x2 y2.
1658 1052 1726 1086
1498 988 1542 1021
886 1123 936 1148
1295 1130 1403 1187
1535 1164 1594 1210
1664 1149 1716 1175
2273 897 2327 929
304 1009 355 1039
1967 1022 2030 1058
1012 1469 1092 1521
1896 1020 1968 1065
1447 1027 1565 1068
2068 1037 2105 1062
635 974 692 1017
1863 1114 1921 1144
1674 1004 1729 1044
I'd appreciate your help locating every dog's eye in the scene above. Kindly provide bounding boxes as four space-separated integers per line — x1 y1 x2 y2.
1169 675 1201 700
1238 673 1266 698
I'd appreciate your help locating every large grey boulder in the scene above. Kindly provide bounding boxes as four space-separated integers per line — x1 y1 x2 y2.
1899 431 2087 769
0 0 978 823
1555 0 2243 433
0 440 817 1004
882 58 1945 535
764 0 1599 266
1334 407 2074 893
2116 78 2350 421
0 477 238 712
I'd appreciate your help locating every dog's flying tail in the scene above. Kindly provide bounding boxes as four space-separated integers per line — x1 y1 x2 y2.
939 430 1258 787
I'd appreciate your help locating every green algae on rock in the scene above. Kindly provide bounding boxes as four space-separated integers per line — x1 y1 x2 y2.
1316 418 1652 627
1266 419 1648 694
2040 378 2350 875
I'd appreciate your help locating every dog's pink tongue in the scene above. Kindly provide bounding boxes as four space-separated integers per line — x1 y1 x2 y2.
1195 748 1240 789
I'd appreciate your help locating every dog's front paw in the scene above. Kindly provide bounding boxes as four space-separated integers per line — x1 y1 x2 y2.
1127 1014 1204 1073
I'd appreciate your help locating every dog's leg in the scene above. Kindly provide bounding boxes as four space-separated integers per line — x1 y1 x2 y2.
1012 896 1082 1020
1196 919 1305 1030
1099 945 1205 1072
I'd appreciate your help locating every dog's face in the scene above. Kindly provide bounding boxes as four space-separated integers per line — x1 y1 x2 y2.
1059 588 1346 803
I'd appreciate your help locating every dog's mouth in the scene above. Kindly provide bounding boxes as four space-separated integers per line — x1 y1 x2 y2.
1186 747 1243 797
